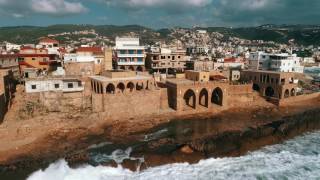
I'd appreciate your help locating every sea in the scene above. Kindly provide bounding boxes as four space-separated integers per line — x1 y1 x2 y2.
26 130 320 180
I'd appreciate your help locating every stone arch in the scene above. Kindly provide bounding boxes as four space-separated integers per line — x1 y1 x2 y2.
253 84 260 92
127 82 135 92
129 66 135 71
211 87 223 106
284 89 290 98
137 66 143 72
199 88 209 108
291 88 296 96
106 83 115 94
136 82 144 91
184 89 196 109
265 86 275 97
117 82 126 93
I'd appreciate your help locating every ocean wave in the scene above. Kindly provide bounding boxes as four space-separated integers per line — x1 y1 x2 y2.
27 131 320 180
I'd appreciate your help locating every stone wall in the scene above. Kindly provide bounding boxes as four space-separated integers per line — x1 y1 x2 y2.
0 94 6 123
38 91 91 112
228 84 254 106
279 92 320 106
93 90 162 119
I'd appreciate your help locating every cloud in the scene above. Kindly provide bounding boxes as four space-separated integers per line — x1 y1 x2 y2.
0 0 87 17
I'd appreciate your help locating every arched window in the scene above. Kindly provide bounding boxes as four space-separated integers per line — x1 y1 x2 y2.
284 89 290 98
199 88 209 108
136 82 144 91
291 88 296 96
127 82 135 92
117 83 126 93
265 87 275 97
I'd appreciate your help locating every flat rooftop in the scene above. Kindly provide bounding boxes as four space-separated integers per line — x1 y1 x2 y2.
242 70 294 75
90 75 152 82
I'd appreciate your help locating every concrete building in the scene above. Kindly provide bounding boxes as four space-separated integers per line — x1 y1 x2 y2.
241 70 299 100
114 37 146 71
248 52 304 73
37 37 60 55
25 77 84 93
0 54 20 78
146 47 188 74
186 60 214 71
5 42 21 51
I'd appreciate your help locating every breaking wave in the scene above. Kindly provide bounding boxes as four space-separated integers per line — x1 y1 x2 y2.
27 131 320 180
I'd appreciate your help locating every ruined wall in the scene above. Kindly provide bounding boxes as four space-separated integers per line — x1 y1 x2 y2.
160 88 169 110
0 94 6 123
39 92 91 112
228 84 254 106
279 92 320 106
93 90 162 119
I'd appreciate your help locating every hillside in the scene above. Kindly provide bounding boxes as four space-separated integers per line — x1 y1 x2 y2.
0 24 320 46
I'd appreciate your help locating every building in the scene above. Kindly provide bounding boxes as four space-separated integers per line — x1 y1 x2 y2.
0 54 20 78
0 69 16 123
89 70 160 117
186 59 214 71
64 47 104 75
18 47 55 78
25 77 84 93
114 37 146 71
248 52 304 73
241 70 299 100
37 37 60 55
146 47 188 74
5 42 21 51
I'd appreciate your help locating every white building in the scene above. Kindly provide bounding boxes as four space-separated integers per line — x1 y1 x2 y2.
5 42 21 51
248 52 304 73
25 78 84 93
114 37 146 71
36 37 60 55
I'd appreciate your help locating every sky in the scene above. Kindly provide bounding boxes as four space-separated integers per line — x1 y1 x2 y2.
0 0 320 28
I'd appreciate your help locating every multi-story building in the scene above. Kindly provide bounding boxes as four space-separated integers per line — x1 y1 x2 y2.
114 37 145 71
63 46 104 75
37 37 60 55
0 54 20 78
18 47 54 78
248 52 304 73
146 47 188 74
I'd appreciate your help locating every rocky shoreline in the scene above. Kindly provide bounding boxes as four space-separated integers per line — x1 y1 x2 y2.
0 96 320 179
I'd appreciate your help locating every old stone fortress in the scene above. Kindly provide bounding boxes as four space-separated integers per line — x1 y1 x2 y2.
0 36 316 122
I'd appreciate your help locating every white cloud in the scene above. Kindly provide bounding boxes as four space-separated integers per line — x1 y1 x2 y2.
0 0 87 17
31 0 88 15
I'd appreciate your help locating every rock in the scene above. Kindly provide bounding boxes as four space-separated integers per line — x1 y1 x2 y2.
180 145 194 154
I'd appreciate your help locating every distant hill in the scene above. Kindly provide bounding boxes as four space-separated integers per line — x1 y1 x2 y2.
0 24 320 46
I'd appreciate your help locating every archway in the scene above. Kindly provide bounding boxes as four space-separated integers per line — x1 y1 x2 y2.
127 82 135 92
106 83 115 94
291 88 296 96
100 83 103 94
137 66 143 72
253 84 260 92
136 82 144 91
120 66 125 70
117 83 126 93
129 66 135 71
199 88 209 108
184 89 196 109
284 89 290 98
211 87 223 106
265 87 275 97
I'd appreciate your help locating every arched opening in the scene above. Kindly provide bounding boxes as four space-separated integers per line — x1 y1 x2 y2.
211 87 223 106
137 66 143 72
100 83 103 94
265 87 275 97
291 88 296 96
117 83 126 93
136 82 144 91
184 89 196 109
253 84 260 92
129 66 135 71
284 89 290 98
199 88 209 108
106 83 115 94
120 66 125 70
93 81 97 93
127 82 135 92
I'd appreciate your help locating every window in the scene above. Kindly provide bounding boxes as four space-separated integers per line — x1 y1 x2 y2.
68 83 73 88
97 60 101 64
161 56 165 59
78 81 82 87
32 58 36 60
31 85 36 89
54 84 60 89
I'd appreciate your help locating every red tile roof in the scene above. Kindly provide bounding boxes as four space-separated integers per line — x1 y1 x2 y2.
39 37 59 44
77 47 103 53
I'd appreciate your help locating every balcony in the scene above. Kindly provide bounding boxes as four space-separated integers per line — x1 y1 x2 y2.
117 54 145 58
117 61 145 66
